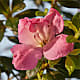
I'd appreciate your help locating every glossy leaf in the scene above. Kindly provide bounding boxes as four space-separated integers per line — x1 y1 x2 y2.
66 35 79 43
58 0 80 8
7 36 19 43
63 27 74 35
72 13 80 29
65 56 75 76
64 20 78 33
35 8 48 16
70 55 80 70
69 49 80 55
15 9 39 18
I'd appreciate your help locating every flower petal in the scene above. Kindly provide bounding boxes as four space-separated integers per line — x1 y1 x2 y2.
43 34 74 60
18 18 38 46
11 44 42 70
45 8 64 34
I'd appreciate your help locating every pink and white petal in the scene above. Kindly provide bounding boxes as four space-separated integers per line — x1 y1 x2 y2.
43 34 74 60
11 44 43 70
45 8 64 34
18 19 38 46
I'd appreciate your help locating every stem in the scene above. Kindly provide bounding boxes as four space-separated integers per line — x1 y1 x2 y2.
51 0 57 8
51 0 54 8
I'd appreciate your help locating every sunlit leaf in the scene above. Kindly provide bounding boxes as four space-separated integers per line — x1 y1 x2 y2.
64 20 78 33
69 49 80 55
65 56 75 76
66 35 80 43
35 8 48 16
58 0 80 8
72 13 80 29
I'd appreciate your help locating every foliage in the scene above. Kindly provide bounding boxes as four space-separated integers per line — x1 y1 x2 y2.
0 0 80 80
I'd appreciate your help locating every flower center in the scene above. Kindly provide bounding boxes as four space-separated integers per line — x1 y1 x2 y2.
34 32 48 47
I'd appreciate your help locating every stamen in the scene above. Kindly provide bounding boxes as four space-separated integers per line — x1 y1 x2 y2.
34 34 42 45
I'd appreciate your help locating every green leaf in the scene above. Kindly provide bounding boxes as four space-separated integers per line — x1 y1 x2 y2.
66 35 79 43
58 0 80 8
12 0 24 9
69 49 80 55
62 12 73 19
0 56 13 71
54 58 69 77
48 58 61 68
65 56 75 76
71 70 80 78
15 9 39 18
12 3 25 12
42 71 65 80
72 13 80 29
6 17 19 31
74 42 80 49
35 8 48 16
70 55 80 70
64 20 78 33
63 27 74 35
7 36 19 43
0 0 9 14
0 22 5 41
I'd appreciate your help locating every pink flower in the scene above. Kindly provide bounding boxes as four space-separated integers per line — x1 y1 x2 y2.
11 8 74 70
